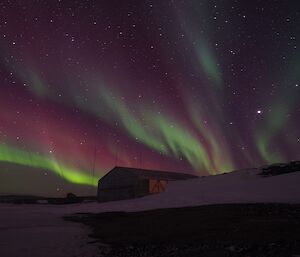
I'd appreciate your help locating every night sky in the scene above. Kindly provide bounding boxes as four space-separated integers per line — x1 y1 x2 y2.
0 0 299 196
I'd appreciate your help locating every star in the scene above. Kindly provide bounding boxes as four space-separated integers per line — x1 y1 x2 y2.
0 0 299 197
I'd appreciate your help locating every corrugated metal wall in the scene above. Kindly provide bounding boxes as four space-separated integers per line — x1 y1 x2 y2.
99 168 137 189
98 169 141 202
97 169 170 202
98 187 135 202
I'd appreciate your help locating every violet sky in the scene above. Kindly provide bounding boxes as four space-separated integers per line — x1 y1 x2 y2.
0 0 299 196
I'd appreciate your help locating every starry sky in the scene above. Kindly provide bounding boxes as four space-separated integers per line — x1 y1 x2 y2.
0 0 299 196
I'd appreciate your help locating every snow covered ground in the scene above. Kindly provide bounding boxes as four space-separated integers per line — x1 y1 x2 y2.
0 204 101 257
89 168 300 212
1 168 300 257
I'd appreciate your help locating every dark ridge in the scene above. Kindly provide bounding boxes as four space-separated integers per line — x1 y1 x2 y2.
260 161 300 177
0 194 96 204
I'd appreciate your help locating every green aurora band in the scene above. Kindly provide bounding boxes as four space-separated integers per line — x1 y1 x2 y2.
255 104 288 163
189 107 234 173
196 42 222 88
99 87 217 172
174 1 222 89
151 114 211 171
255 55 300 164
0 144 98 187
99 88 169 155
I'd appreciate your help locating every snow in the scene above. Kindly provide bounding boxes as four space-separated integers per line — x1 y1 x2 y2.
0 204 100 257
74 168 300 213
1 168 300 256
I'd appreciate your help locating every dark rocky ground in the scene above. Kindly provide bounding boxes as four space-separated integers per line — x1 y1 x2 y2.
0 194 96 204
65 203 300 257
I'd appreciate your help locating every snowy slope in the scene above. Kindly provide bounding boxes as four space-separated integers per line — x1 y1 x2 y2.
76 168 300 213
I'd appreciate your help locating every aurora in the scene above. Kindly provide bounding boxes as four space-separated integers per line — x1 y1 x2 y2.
0 144 98 186
0 0 299 196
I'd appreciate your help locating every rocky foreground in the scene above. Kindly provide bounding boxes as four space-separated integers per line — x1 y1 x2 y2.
65 203 300 257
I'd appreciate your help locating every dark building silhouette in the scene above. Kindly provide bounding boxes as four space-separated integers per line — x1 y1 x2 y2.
97 166 197 202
